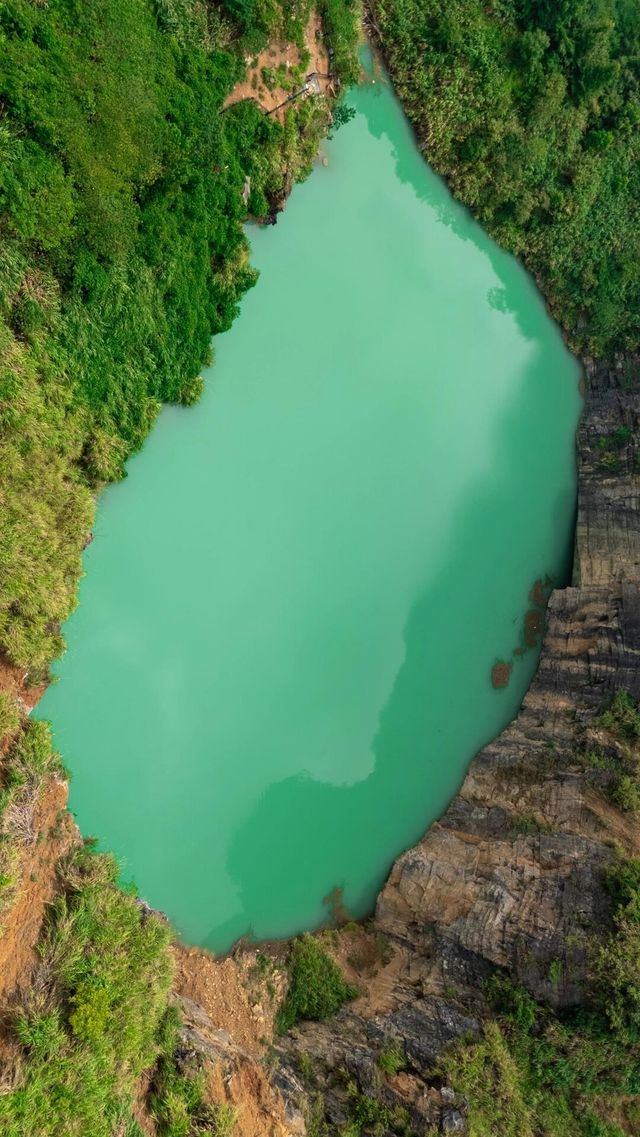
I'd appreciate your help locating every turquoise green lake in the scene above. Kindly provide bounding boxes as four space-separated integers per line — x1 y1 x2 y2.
38 77 582 952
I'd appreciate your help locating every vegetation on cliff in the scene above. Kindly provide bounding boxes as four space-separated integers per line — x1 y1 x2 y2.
372 0 640 357
440 957 640 1137
345 6 640 1131
0 720 64 911
0 840 173 1137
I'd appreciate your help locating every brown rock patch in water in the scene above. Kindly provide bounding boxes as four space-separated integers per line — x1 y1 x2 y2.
524 608 544 648
529 578 548 609
491 661 513 689
529 573 554 610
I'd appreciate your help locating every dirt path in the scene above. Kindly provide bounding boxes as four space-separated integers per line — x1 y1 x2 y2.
172 942 287 1055
224 12 331 119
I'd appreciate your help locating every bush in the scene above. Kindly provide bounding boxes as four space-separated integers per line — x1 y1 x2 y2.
600 689 640 740
377 1042 406 1076
277 934 358 1033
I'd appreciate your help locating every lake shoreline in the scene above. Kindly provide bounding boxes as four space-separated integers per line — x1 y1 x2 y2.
0 7 636 1132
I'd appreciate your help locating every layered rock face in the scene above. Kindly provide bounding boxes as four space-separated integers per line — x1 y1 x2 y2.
270 356 640 1131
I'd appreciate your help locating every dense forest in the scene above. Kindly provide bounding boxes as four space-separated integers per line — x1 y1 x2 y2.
0 0 357 679
0 0 358 1132
373 0 640 357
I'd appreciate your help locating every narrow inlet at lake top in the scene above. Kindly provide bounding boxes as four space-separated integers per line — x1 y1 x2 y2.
38 77 582 951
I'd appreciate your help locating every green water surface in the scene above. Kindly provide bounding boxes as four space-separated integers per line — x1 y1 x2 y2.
38 77 582 951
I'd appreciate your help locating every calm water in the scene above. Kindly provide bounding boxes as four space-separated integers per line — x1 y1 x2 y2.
38 77 581 951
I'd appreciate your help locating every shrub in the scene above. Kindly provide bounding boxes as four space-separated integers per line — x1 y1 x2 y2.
612 774 640 812
277 934 358 1033
377 1042 406 1076
484 974 538 1032
600 689 640 740
69 978 112 1043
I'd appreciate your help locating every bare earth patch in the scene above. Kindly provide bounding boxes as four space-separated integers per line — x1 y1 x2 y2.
172 944 294 1136
207 1058 292 1137
0 777 76 1004
224 12 331 119
172 943 286 1055
321 924 409 1017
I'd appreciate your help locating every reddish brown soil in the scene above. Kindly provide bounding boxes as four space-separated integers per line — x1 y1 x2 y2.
172 943 286 1055
171 944 294 1137
0 777 76 1004
132 1070 158 1137
207 1059 291 1137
